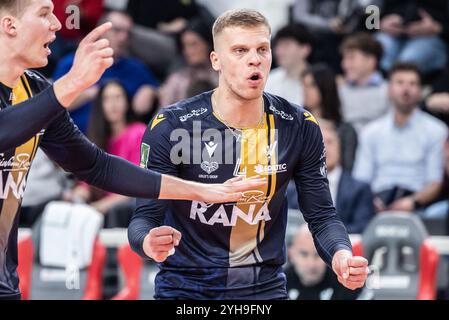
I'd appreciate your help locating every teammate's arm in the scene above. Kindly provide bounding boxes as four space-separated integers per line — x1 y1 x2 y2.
294 114 367 290
40 110 263 202
0 23 113 152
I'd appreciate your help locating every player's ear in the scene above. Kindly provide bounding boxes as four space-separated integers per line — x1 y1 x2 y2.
210 51 221 72
1 16 17 36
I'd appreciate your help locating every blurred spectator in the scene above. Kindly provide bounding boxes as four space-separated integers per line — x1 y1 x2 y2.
53 10 159 132
420 135 449 220
322 120 374 233
265 24 313 106
376 0 448 75
285 224 360 300
287 120 374 233
43 0 104 76
339 32 392 133
20 149 69 228
126 0 215 78
292 0 367 72
423 67 449 126
127 0 213 32
353 63 448 213
186 79 216 98
158 19 217 107
65 80 146 228
302 64 358 171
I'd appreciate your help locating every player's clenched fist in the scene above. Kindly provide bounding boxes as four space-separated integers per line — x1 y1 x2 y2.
143 226 182 263
332 250 369 290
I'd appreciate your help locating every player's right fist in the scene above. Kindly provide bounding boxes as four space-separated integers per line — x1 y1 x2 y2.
143 226 182 263
68 22 114 92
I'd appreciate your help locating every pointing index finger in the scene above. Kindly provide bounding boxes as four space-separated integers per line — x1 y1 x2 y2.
82 22 112 44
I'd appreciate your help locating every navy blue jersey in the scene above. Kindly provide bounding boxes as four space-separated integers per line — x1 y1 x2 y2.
129 91 352 300
0 70 161 299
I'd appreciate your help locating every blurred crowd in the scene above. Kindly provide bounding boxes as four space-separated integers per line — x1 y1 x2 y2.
22 0 449 299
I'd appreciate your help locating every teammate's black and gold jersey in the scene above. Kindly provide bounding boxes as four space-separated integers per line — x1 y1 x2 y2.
129 91 352 299
0 71 161 299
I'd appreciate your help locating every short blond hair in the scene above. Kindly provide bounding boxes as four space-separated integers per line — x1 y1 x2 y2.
0 0 30 16
212 9 271 41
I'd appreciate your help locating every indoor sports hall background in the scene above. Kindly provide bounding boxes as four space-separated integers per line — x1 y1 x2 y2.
16 0 449 300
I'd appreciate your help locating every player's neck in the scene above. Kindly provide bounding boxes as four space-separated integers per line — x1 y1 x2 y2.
0 50 25 88
212 87 264 129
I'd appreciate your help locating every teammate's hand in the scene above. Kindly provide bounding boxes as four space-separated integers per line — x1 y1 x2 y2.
143 226 182 263
332 250 369 290
54 23 114 107
199 176 267 203
69 22 114 90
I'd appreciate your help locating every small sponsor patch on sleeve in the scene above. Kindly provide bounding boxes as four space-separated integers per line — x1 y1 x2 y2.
140 143 150 168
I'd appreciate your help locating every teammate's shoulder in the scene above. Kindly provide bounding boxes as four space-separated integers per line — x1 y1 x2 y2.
24 69 52 90
264 92 318 126
149 91 213 131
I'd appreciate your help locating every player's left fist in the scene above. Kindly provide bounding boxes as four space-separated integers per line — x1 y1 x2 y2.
332 250 369 290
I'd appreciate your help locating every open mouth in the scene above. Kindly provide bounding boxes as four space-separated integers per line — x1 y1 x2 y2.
249 72 262 81
43 36 56 50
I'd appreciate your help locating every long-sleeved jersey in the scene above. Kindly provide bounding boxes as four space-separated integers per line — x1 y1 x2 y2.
0 70 162 299
128 91 352 300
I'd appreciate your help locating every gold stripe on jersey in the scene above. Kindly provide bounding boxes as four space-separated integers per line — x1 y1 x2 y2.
229 114 277 266
0 75 39 252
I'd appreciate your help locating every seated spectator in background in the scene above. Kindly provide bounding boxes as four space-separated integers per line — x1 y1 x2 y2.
127 0 213 33
321 120 374 233
53 10 159 132
292 0 367 73
287 120 374 233
420 135 449 221
423 67 449 126
158 19 217 107
353 63 448 213
65 80 146 228
339 33 391 133
285 224 361 300
186 79 216 99
376 0 448 75
20 149 69 228
265 24 313 106
302 64 358 171
126 0 215 78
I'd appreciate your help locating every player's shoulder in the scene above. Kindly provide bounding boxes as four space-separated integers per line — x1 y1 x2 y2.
23 69 52 92
149 91 213 131
159 91 212 123
264 92 319 128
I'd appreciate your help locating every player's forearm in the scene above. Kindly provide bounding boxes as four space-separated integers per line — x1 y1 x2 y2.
128 199 166 259
53 74 85 108
159 175 202 200
82 153 163 199
309 214 353 267
0 86 64 151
